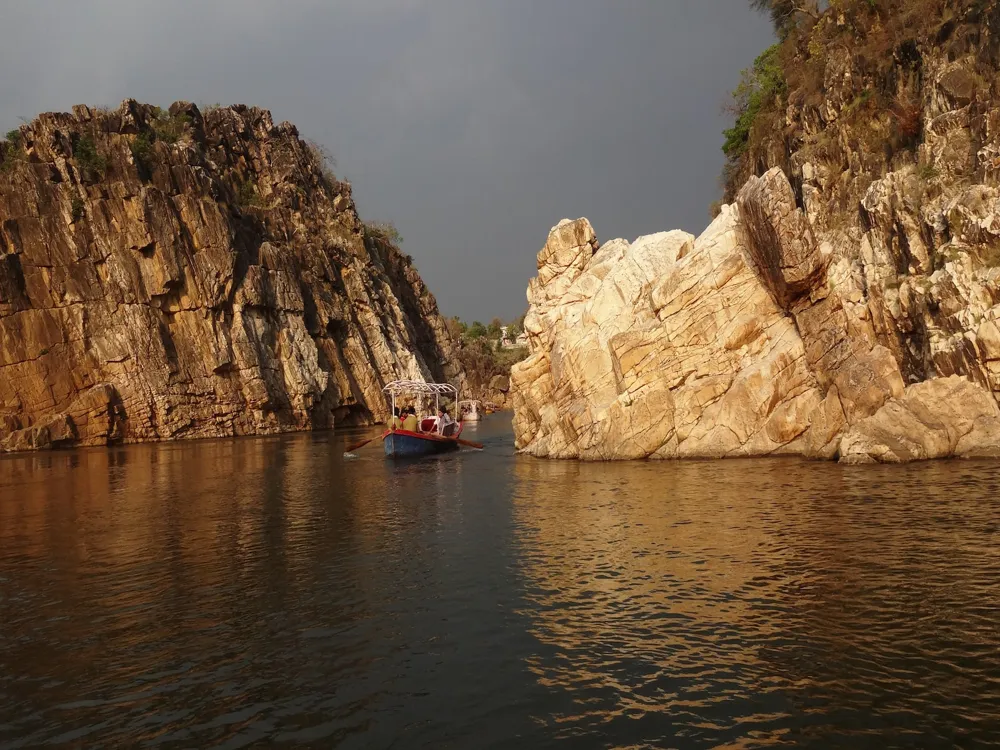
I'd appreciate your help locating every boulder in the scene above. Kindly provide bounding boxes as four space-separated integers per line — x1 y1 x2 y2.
489 375 510 393
840 376 1000 463
736 167 826 309
2 413 76 453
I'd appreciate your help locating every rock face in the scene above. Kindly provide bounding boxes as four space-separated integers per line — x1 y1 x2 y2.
511 3 1000 463
511 170 1000 462
0 101 461 452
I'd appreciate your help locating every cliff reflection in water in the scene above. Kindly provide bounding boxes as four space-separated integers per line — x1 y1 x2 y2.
510 457 1000 746
0 434 486 748
2 425 1000 748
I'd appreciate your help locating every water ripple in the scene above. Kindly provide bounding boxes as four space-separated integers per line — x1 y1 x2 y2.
1 426 999 748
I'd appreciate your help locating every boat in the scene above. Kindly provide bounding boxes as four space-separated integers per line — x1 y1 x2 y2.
383 428 464 458
483 401 500 415
382 380 465 458
458 399 483 422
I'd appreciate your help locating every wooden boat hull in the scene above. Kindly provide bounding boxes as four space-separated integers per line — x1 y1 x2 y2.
383 429 462 458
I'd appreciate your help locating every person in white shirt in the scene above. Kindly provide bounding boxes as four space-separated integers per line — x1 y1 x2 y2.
436 408 455 436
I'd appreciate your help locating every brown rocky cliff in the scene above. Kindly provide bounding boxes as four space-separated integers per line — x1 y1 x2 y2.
0 100 462 452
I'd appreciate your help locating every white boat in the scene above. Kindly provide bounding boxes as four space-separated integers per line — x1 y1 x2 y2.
459 399 483 422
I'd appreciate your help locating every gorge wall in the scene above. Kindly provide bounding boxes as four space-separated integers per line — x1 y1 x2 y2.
0 100 461 452
510 1 1000 463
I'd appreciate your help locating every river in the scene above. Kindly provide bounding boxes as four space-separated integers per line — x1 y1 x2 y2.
1 417 999 748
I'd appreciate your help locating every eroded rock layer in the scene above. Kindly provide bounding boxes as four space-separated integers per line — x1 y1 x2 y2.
511 170 1000 463
512 5 1000 464
0 100 461 452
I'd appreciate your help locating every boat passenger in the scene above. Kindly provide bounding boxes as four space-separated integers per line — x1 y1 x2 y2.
401 406 419 432
436 408 455 436
391 406 402 430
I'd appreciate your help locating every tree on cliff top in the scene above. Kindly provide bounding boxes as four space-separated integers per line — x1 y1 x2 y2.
749 0 821 35
722 43 785 161
363 220 404 248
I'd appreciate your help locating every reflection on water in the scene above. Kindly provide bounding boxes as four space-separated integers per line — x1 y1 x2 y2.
512 459 1000 748
1 421 999 748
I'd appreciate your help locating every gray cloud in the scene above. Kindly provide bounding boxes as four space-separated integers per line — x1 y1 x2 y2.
0 0 772 320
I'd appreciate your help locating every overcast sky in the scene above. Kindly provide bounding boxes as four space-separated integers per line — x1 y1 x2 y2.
0 0 772 321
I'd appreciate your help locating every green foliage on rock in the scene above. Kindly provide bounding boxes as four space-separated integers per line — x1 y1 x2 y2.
74 135 108 179
237 179 263 208
722 0 982 201
1 128 28 174
363 220 403 246
306 139 338 187
71 195 85 222
151 111 191 144
749 0 820 35
130 131 155 175
486 318 504 340
722 43 786 160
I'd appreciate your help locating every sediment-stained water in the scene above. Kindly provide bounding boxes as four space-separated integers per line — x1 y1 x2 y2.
1 419 999 748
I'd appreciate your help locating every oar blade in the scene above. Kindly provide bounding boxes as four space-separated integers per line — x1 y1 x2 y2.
344 436 376 454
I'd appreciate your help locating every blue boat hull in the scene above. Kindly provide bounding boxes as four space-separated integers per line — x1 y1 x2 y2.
383 430 461 458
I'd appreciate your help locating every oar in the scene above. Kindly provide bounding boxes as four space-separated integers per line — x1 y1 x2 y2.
456 438 484 450
344 433 383 454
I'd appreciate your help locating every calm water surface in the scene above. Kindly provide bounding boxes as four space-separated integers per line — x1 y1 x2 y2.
1 418 999 749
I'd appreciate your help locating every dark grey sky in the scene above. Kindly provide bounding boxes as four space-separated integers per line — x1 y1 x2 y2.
0 1 773 321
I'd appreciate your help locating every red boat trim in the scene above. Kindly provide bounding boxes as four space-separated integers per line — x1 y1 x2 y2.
381 425 464 443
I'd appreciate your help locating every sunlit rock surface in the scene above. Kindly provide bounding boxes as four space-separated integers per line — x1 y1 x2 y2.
511 168 1000 463
0 101 460 452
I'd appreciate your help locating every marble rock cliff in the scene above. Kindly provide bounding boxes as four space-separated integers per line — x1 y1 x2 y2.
511 5 1000 464
0 100 460 452
510 170 1000 463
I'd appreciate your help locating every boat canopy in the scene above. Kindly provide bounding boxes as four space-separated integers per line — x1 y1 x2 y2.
383 380 458 397
383 380 460 419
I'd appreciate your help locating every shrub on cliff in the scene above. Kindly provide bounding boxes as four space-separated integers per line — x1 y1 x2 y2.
73 135 107 180
236 179 263 208
127 108 193 179
71 196 85 222
363 220 403 247
305 140 338 187
749 0 821 35
722 43 786 160
456 337 527 394
466 321 487 339
149 108 190 144
722 0 993 200
130 132 154 175
0 130 26 173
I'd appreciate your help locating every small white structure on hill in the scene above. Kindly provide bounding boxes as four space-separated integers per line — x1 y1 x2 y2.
499 325 527 349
